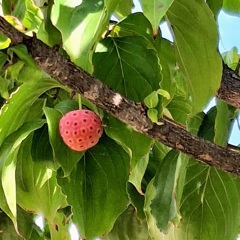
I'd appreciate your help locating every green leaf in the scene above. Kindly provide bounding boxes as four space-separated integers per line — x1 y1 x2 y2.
16 136 67 223
127 183 146 220
0 77 61 147
157 89 171 100
145 150 181 233
147 108 159 123
0 51 8 70
110 13 154 42
113 0 133 20
93 36 160 102
54 100 79 115
31 124 54 163
37 1 62 47
0 33 11 50
102 205 151 240
144 91 159 108
0 210 22 240
139 0 175 35
223 0 240 14
222 47 239 71
12 0 42 31
198 106 216 142
155 37 176 105
57 135 130 239
0 77 11 100
51 0 119 72
0 120 45 226
7 45 38 68
187 111 205 135
166 0 222 114
104 114 153 192
176 160 240 240
214 100 235 147
44 107 84 176
206 0 223 17
16 206 35 240
167 95 192 125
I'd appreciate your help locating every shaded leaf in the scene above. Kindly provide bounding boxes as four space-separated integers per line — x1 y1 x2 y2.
206 0 223 17
57 135 130 239
104 114 153 192
166 0 222 114
44 107 83 176
16 136 67 224
31 124 54 163
0 120 45 226
102 205 151 240
214 100 235 147
127 183 145 220
145 150 181 233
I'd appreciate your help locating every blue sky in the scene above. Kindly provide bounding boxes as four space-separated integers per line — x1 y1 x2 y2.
217 11 240 145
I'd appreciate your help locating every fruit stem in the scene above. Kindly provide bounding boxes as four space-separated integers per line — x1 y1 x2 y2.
78 94 82 109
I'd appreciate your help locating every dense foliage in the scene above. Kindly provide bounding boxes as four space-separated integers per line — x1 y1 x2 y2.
0 0 239 239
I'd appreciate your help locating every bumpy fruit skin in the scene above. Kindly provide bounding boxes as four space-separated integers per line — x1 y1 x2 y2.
59 110 103 151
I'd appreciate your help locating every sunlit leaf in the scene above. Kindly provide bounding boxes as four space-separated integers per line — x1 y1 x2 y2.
144 91 159 108
51 0 119 72
223 0 240 14
0 77 61 147
113 0 133 20
110 13 153 42
222 47 239 71
139 0 175 35
94 36 160 102
166 0 222 114
12 0 43 31
0 33 10 49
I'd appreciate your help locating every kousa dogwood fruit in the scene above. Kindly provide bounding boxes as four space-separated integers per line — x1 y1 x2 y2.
59 109 103 151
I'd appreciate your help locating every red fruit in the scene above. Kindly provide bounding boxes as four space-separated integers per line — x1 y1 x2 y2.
59 110 103 151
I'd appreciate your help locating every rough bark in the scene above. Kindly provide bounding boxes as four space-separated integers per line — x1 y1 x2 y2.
217 65 240 108
0 17 240 176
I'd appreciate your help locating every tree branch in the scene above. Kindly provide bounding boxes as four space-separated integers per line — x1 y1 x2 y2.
217 64 240 108
0 17 240 176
